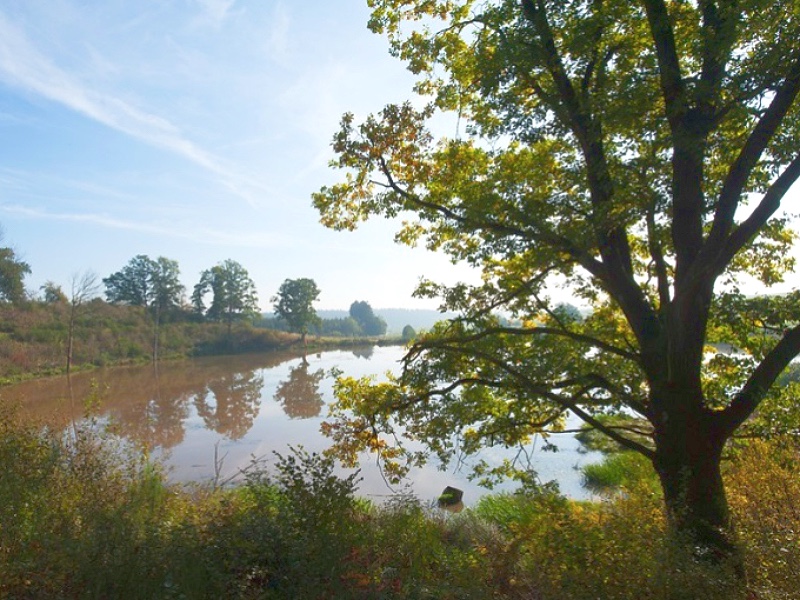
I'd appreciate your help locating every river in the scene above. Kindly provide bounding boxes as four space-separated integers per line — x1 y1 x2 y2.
1 345 602 505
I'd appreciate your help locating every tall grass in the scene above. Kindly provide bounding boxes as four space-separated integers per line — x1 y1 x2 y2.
0 405 797 599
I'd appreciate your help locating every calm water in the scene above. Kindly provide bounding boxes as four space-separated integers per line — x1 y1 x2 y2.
1 345 601 504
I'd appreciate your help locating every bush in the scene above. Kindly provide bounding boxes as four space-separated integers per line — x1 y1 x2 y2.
726 438 800 598
1 403 796 599
0 407 181 598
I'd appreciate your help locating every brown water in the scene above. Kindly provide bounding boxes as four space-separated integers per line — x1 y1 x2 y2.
1 345 600 504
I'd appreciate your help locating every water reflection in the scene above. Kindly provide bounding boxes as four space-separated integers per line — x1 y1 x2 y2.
1 346 602 501
193 369 264 439
351 346 374 359
274 357 325 419
3 352 295 450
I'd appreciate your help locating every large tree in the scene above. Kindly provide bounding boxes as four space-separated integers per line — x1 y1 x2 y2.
314 0 800 566
104 255 185 360
273 278 321 345
105 255 184 312
192 259 259 333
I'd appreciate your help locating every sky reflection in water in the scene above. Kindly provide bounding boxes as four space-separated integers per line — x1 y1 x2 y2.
4 345 602 505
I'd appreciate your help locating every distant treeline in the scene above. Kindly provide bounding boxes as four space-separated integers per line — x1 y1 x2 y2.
0 296 432 384
265 308 457 336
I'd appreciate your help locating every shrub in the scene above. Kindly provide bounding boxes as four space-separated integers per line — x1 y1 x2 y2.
726 438 800 598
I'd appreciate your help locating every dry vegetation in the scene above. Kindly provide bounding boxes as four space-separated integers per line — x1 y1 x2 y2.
0 301 296 383
0 403 796 599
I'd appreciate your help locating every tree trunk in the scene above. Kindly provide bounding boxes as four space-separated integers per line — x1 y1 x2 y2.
652 404 745 578
66 307 76 374
152 308 160 363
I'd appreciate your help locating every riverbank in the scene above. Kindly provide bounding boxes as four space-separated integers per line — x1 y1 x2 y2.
0 299 405 385
1 408 796 599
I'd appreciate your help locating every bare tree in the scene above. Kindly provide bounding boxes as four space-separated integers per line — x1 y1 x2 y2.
66 271 99 374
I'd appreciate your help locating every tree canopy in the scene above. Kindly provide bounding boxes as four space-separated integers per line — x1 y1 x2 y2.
272 278 321 343
192 260 259 331
0 246 30 304
349 300 388 336
104 255 185 316
314 0 800 564
40 281 67 304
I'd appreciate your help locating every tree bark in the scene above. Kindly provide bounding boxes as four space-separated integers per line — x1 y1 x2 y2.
651 389 744 576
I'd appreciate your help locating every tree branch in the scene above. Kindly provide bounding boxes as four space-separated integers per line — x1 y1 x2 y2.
702 49 800 259
411 339 656 457
566 403 655 458
645 193 672 308
720 323 800 435
698 0 738 115
641 0 687 129
412 323 639 362
376 153 612 282
710 152 800 277
472 345 655 456
521 0 657 343
554 373 649 418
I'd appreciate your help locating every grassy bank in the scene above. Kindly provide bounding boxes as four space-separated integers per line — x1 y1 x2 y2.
0 407 797 599
0 300 402 384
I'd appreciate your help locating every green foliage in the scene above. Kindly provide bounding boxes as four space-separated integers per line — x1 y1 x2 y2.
582 451 660 496
401 324 417 341
192 259 259 328
104 255 185 316
0 407 179 599
727 438 800 597
0 300 294 380
319 315 363 337
474 489 749 600
574 414 654 454
350 300 388 336
0 407 797 599
40 280 67 304
0 245 30 304
272 278 321 340
314 0 800 557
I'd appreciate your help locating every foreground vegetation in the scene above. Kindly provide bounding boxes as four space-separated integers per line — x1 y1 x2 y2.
0 407 797 599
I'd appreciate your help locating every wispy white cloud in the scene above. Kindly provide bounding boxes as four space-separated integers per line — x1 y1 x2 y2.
0 203 291 248
265 2 291 63
0 11 267 207
194 0 237 26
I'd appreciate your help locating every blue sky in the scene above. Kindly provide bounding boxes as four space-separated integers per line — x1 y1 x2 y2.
1 2 797 312
0 0 477 310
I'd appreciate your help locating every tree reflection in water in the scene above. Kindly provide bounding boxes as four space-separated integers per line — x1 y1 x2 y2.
1 346 601 499
351 346 374 359
274 357 325 419
193 369 264 440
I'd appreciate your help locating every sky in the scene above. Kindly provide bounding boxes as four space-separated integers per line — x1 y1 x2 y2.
0 0 478 311
0 2 797 313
